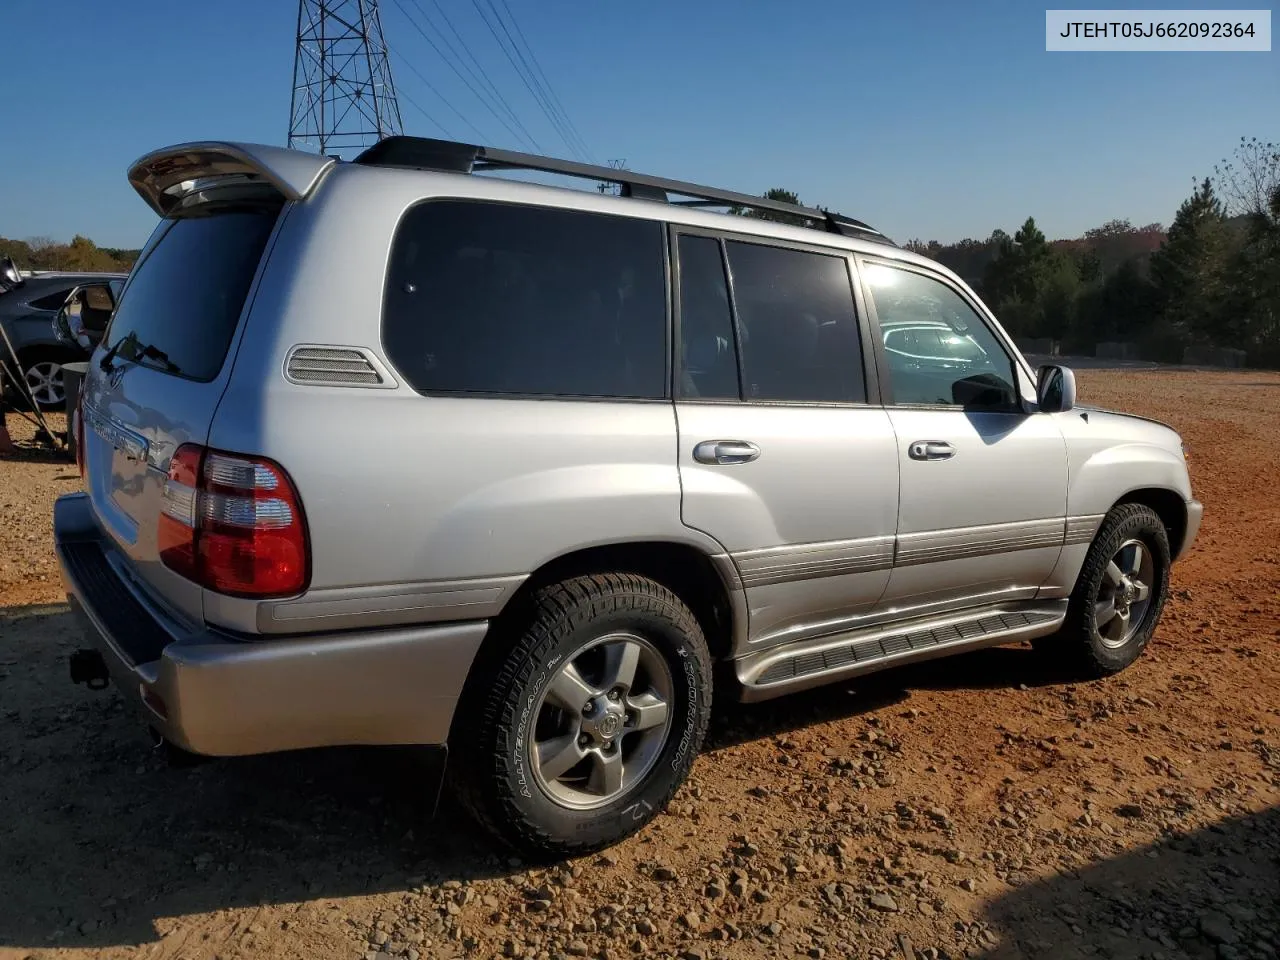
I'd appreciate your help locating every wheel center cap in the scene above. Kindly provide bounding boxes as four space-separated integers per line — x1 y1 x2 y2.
584 701 626 743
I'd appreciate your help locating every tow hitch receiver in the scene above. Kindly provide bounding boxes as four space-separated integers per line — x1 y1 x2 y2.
69 649 110 690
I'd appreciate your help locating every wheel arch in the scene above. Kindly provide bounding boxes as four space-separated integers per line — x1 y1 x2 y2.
491 540 744 665
1113 487 1187 559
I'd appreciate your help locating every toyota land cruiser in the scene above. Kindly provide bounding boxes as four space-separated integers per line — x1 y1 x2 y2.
54 137 1202 857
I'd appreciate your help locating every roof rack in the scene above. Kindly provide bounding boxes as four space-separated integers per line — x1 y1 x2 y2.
352 136 894 246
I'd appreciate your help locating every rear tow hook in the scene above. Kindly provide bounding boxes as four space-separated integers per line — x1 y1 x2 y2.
69 649 110 690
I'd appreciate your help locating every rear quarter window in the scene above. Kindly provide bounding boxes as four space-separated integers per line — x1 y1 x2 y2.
382 200 667 399
102 208 279 382
28 287 77 311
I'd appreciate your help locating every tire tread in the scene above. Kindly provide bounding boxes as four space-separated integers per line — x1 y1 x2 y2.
1049 502 1171 678
453 572 711 858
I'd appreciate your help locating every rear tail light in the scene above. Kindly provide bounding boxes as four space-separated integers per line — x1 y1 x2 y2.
158 444 309 597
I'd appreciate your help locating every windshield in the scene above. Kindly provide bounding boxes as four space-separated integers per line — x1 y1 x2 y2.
103 209 279 381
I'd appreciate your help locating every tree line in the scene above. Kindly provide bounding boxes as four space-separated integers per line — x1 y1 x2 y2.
6 136 1278 366
748 137 1280 368
0 235 140 274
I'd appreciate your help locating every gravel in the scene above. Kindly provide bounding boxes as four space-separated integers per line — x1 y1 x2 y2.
2 372 1278 960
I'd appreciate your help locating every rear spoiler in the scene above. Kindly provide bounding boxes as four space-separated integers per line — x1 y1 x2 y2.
128 142 336 217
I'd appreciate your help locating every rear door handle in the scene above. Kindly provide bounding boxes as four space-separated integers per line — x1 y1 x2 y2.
907 440 955 461
693 440 761 465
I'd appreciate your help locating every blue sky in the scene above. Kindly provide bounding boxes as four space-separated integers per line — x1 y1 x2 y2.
2 0 1275 248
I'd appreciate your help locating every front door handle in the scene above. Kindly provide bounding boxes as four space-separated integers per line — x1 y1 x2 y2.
907 440 955 461
693 439 761 465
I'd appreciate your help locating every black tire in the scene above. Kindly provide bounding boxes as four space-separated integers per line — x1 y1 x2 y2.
452 573 712 859
1039 503 1171 677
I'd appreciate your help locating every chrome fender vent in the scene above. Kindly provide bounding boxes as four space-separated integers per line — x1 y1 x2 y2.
284 345 397 388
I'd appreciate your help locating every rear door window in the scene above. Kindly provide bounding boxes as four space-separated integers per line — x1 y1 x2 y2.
28 287 77 311
724 241 865 404
102 209 279 382
383 200 667 399
676 235 739 400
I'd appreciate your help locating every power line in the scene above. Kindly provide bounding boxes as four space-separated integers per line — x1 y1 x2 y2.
418 0 528 138
388 0 541 150
389 63 457 138
480 0 582 157
596 158 627 195
389 43 485 141
491 0 592 161
474 0 583 159
468 0 583 160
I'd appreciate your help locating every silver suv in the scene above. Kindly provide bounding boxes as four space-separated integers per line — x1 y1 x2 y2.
55 138 1202 857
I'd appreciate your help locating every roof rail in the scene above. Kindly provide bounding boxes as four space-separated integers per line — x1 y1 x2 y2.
352 136 894 246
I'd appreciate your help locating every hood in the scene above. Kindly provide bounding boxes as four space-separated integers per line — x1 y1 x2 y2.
1076 404 1176 433
1075 405 1186 460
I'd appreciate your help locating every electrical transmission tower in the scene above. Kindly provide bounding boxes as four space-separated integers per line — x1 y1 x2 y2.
596 159 627 195
289 0 403 156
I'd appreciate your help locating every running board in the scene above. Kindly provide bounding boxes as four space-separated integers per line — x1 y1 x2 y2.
736 601 1067 702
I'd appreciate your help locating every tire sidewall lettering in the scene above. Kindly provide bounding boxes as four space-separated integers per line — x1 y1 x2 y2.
513 654 564 800
505 617 704 837
670 645 698 771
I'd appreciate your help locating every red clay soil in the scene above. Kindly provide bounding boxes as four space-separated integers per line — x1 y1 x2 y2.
0 370 1276 960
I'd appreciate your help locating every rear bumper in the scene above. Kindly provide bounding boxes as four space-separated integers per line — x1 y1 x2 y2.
53 493 487 757
1178 499 1204 560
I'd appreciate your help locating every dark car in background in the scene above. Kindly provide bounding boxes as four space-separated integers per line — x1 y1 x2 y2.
1 271 127 408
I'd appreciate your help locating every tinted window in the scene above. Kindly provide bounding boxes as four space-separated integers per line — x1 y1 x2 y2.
941 332 987 362
384 201 666 398
29 287 75 311
864 263 1016 409
724 241 864 404
104 210 279 381
677 236 738 400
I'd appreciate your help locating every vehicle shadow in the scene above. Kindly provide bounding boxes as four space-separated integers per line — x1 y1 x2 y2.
0 603 1101 952
708 642 1078 751
0 442 72 465
974 804 1280 959
0 604 510 951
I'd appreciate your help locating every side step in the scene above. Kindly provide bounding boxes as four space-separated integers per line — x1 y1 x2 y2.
736 602 1067 702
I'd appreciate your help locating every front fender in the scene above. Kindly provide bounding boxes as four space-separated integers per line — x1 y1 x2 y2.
1037 436 1193 600
1067 442 1192 517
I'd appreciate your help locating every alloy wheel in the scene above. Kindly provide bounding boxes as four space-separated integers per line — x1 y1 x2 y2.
1094 538 1154 648
528 632 674 810
24 360 65 408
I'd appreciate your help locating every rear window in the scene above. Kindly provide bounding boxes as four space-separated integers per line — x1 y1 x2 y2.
102 209 279 382
383 200 667 398
28 287 76 311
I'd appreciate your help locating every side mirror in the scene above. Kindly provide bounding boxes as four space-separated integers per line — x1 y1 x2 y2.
0 255 24 293
1036 364 1077 413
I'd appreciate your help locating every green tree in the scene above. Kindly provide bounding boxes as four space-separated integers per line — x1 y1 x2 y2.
1149 177 1233 347
1222 183 1280 364
982 217 1082 339
0 234 136 273
728 187 814 227
1212 136 1280 216
1071 260 1159 351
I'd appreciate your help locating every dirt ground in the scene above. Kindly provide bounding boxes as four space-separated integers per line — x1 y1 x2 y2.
1 371 1277 960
